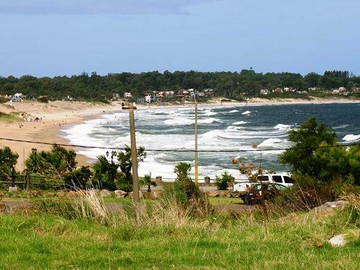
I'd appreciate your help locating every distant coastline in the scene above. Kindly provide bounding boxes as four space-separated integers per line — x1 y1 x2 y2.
1 97 360 170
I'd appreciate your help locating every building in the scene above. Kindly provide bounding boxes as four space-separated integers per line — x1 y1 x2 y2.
260 89 270 95
10 93 24 102
124 92 132 99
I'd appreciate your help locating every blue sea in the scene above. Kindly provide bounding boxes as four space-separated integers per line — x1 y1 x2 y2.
62 103 360 180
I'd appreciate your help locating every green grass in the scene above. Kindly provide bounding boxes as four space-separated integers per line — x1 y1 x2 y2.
0 207 359 269
209 197 241 205
0 112 22 123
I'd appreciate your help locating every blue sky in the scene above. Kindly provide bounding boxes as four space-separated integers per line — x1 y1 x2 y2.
0 0 359 77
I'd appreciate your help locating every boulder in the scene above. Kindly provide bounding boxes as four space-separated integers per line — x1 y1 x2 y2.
8 186 18 193
128 191 144 199
0 202 6 213
328 234 346 247
143 191 157 200
314 201 348 212
207 191 221 197
114 190 128 198
99 189 113 198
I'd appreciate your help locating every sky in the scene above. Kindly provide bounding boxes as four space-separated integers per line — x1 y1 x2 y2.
0 0 359 77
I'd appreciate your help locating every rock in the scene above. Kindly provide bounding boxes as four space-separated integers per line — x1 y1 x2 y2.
314 201 348 212
99 189 113 198
0 202 6 213
114 190 128 198
207 191 220 197
328 234 346 247
128 191 144 199
8 186 18 193
143 192 157 200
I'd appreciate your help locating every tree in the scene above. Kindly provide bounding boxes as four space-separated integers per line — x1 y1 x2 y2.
92 146 146 191
215 172 235 190
64 166 92 190
280 117 360 186
25 145 77 178
0 147 18 181
140 174 157 192
279 117 336 179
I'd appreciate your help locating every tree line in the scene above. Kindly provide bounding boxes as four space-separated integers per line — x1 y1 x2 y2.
1 70 360 101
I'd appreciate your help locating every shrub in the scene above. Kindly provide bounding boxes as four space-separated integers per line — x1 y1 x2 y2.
64 166 92 190
37 96 49 103
160 163 212 217
0 147 18 182
215 172 234 190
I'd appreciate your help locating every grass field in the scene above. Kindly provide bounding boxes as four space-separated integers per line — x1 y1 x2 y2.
0 200 359 269
0 112 22 123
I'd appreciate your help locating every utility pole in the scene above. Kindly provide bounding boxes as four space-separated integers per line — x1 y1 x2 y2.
194 91 199 185
129 103 140 222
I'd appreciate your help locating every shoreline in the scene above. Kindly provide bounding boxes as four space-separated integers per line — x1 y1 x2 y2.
1 98 359 171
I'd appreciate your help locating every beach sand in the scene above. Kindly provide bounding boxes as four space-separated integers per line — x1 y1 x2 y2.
1 97 359 171
0 101 122 170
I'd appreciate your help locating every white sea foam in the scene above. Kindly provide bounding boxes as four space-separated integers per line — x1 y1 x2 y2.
163 117 219 126
258 138 286 149
229 110 239 113
242 110 252 115
233 121 247 125
274 124 291 130
203 110 218 116
343 134 360 142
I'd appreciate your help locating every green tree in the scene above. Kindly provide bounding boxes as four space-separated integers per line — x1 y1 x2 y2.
64 166 92 190
279 117 336 179
140 174 157 192
215 172 234 190
92 146 146 191
25 145 77 178
0 147 18 182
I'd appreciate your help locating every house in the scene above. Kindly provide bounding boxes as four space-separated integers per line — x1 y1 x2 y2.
145 95 152 103
124 92 132 99
260 89 270 95
10 93 24 102
272 88 283 94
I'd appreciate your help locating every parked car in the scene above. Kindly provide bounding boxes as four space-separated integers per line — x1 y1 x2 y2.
233 173 294 192
240 183 287 205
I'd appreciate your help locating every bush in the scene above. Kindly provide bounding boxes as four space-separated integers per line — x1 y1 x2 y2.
215 172 234 190
160 163 212 217
37 96 49 103
64 166 92 190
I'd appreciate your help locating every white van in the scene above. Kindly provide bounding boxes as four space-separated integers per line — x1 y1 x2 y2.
257 174 294 188
233 173 294 192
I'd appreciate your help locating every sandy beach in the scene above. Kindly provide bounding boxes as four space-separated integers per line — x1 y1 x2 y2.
0 101 122 170
1 97 359 171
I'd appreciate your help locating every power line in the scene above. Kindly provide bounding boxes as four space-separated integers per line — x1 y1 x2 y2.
0 137 359 153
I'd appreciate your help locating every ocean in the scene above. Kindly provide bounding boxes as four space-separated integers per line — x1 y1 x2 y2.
62 103 360 181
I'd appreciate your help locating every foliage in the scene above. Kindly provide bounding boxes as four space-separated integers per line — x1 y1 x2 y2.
161 163 212 216
279 117 337 179
279 117 360 204
64 166 93 190
25 145 77 178
92 146 146 191
140 174 157 192
0 112 22 123
1 70 359 101
0 147 18 181
215 172 234 190
37 96 49 103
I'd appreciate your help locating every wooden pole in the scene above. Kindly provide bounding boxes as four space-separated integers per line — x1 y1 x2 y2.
129 103 140 221
194 92 199 185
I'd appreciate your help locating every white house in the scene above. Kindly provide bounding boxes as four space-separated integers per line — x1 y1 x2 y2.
124 92 132 99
